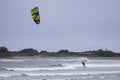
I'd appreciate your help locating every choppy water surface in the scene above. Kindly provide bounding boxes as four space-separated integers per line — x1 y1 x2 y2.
0 57 120 78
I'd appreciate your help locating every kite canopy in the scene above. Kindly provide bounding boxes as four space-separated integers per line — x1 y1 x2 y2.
31 7 40 24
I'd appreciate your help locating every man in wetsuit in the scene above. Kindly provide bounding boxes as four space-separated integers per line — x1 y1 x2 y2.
82 61 86 67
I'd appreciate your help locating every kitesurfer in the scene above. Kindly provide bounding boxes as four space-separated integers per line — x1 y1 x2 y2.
82 61 86 68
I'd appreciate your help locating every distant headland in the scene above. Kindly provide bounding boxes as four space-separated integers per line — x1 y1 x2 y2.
0 47 120 58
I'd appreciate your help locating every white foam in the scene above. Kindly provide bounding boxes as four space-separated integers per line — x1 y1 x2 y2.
0 73 20 77
21 71 120 76
5 62 83 71
5 61 120 72
1 70 120 77
64 63 82 69
87 64 120 68
6 67 73 71
5 63 81 71
0 59 26 62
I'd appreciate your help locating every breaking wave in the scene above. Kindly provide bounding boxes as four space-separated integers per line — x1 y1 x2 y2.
0 59 27 62
5 62 120 71
1 71 120 78
5 63 82 71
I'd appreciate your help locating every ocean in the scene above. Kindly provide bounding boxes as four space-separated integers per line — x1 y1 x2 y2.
0 57 120 80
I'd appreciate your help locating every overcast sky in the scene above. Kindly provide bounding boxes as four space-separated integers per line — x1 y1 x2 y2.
0 0 120 52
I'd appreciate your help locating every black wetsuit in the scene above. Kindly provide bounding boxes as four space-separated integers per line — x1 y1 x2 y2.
82 61 85 67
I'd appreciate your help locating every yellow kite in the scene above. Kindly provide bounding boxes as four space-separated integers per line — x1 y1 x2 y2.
31 7 40 24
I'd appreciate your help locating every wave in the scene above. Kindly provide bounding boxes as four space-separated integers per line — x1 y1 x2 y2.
6 67 72 71
0 67 7 71
64 62 120 68
1 71 120 77
87 64 120 68
0 59 27 62
5 62 120 71
5 63 82 71
49 64 63 67
0 73 21 77
24 71 120 76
